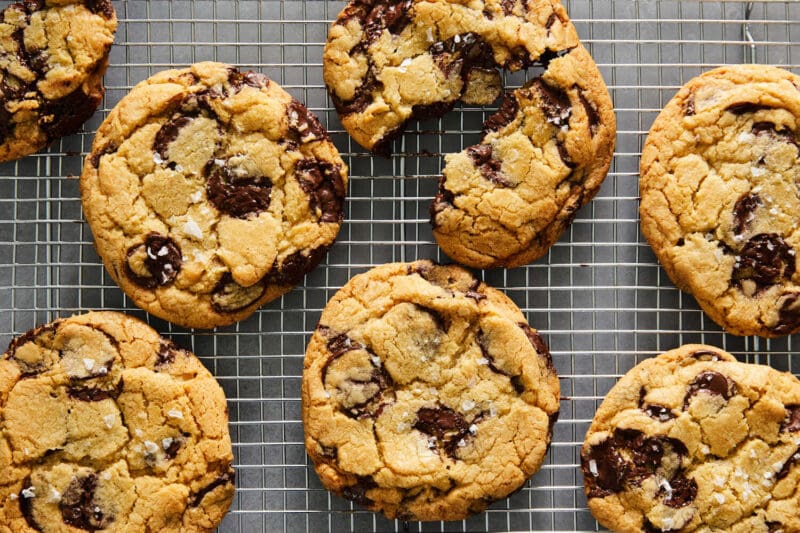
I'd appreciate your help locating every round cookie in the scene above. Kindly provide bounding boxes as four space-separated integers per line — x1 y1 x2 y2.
0 312 235 532
580 344 800 533
0 0 117 162
640 65 800 337
302 260 560 521
81 62 348 329
324 0 615 269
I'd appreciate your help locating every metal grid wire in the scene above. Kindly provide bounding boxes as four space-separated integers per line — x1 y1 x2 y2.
0 1 799 531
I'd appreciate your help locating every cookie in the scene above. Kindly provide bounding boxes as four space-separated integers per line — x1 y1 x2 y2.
324 0 615 269
0 0 117 162
431 44 616 269
0 311 235 532
640 65 800 337
81 62 348 329
580 344 800 533
302 260 560 521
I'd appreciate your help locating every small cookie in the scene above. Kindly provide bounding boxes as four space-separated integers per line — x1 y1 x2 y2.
0 312 235 532
580 344 800 533
81 62 348 329
431 44 616 269
0 0 117 162
324 0 615 269
302 260 559 521
640 65 800 337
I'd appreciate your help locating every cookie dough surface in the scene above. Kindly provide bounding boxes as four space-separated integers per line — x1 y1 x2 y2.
302 260 560 521
0 0 117 162
325 0 615 269
81 62 348 329
581 344 800 533
640 65 800 337
0 312 235 532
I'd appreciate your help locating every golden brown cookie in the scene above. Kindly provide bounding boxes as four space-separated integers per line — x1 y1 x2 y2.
81 62 348 329
302 260 560 521
581 344 800 533
640 65 800 337
0 0 117 162
324 0 615 269
0 312 235 532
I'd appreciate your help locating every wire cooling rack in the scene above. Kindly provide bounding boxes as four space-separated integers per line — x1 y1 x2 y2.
1 1 799 531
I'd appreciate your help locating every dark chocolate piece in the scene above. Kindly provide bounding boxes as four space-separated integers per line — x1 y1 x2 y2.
40 87 103 142
67 379 124 402
413 406 468 439
263 246 329 287
773 292 800 336
125 233 182 289
782 405 800 433
295 159 346 223
732 193 762 236
210 273 266 313
726 102 775 115
684 371 736 407
732 233 796 293
156 339 190 369
578 90 600 136
287 100 330 143
482 92 519 134
466 144 512 187
518 323 554 374
60 473 113 530
205 159 273 220
341 475 377 507
228 69 270 90
189 469 235 507
690 349 722 361
777 448 800 481
534 78 572 128
153 116 193 160
752 121 799 148
661 472 697 508
19 477 41 531
86 0 115 18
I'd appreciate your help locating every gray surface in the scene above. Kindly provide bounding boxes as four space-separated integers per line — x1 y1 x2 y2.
0 1 799 531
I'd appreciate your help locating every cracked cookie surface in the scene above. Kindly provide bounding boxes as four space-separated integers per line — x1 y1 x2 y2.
581 344 800 533
302 260 560 521
640 65 800 337
0 311 235 532
324 0 615 269
0 0 117 162
81 62 348 329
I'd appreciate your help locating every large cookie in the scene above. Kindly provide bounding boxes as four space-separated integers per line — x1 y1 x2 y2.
640 65 800 337
0 312 235 532
324 0 615 269
302 260 560 521
81 62 348 329
0 0 117 162
580 344 800 533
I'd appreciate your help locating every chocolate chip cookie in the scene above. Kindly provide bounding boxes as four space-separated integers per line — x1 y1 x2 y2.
302 260 560 521
81 62 348 329
0 312 235 532
0 0 117 162
324 0 615 269
640 65 800 337
581 344 800 533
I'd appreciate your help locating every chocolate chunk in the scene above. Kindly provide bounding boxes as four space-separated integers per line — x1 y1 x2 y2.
777 448 800 481
534 79 572 128
163 433 188 459
690 349 722 361
287 100 329 143
40 87 102 142
529 47 573 69
342 475 377 507
60 473 113 530
684 371 737 407
414 406 468 439
430 32 496 79
429 175 457 225
782 405 800 432
582 428 688 498
342 367 394 419
88 143 117 168
773 292 800 336
86 0 115 18
189 469 235 507
732 233 796 292
21 0 45 12
733 193 762 236
767 522 784 533
638 387 676 421
330 67 380 117
211 273 266 313
125 233 182 289
413 304 449 333
320 445 338 460
483 92 519 134
661 472 697 508
477 332 527 394
156 339 190 369
327 333 361 358
752 122 799 148
263 246 329 286
466 144 512 187
228 69 270 91
67 379 124 402
205 159 273 219
683 95 696 116
6 323 58 377
518 323 554 374
410 100 456 121
642 518 664 533
153 115 193 160
19 477 41 531
295 159 346 223
362 1 412 46
578 91 600 136
726 102 775 115
501 0 516 15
